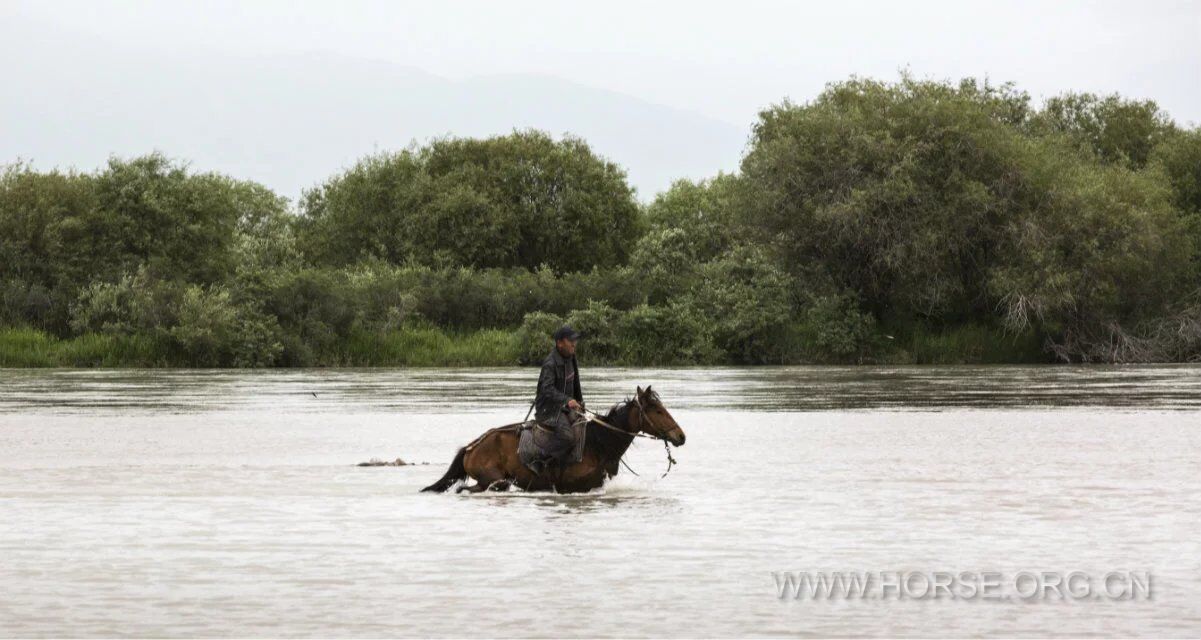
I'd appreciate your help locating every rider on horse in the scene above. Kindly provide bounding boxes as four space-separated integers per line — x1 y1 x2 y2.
529 325 586 474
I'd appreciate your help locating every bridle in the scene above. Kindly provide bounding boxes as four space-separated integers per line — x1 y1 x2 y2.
583 396 668 440
583 395 678 477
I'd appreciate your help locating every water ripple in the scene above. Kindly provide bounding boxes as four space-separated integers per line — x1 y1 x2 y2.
2 365 1200 415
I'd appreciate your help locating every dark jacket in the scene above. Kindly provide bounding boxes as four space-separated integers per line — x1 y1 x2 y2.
534 348 583 423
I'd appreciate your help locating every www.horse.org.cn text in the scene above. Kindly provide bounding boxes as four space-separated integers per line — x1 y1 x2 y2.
772 570 1152 601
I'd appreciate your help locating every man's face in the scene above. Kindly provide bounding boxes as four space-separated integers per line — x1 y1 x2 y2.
556 338 577 357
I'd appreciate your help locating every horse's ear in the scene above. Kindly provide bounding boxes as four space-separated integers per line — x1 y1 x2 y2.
646 385 653 393
636 385 643 396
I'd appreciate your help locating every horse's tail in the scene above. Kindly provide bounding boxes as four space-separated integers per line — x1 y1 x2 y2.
421 446 467 493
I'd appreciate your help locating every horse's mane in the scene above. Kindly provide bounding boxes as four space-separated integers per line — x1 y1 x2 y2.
586 398 636 463
597 389 659 422
599 398 632 423
586 390 661 469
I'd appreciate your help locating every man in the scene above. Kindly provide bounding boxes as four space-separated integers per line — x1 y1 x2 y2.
530 325 586 472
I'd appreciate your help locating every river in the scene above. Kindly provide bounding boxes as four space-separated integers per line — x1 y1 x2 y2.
1 366 1200 637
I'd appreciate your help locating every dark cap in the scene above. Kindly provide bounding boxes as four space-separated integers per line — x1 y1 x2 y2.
552 325 581 342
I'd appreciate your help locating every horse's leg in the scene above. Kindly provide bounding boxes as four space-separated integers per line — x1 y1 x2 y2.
455 478 504 493
460 441 513 494
450 428 536 493
556 455 608 494
458 478 508 493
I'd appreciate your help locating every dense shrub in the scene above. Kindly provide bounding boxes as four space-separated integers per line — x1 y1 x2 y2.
565 301 623 363
0 280 66 332
167 287 283 367
802 294 877 362
514 311 565 365
614 303 718 365
262 268 356 364
68 269 284 366
683 246 796 363
628 228 699 306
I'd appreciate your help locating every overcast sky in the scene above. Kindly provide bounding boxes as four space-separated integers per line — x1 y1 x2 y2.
9 0 1199 125
3 1 1199 198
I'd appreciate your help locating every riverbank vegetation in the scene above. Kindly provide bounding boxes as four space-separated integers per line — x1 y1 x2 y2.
3 75 1200 367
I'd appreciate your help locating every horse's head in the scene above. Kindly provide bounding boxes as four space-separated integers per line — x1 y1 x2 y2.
632 385 685 446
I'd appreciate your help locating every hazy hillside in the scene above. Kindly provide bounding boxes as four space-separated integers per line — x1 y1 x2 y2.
1 17 746 201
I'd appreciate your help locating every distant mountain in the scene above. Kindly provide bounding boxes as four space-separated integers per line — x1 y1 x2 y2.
1 17 747 201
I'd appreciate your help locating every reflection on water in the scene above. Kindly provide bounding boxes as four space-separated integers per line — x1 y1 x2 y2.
488 492 681 517
3 365 1201 414
0 366 1200 637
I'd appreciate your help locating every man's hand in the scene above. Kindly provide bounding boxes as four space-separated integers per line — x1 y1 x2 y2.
567 399 582 411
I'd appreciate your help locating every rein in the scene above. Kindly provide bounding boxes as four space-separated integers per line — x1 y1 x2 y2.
583 411 659 440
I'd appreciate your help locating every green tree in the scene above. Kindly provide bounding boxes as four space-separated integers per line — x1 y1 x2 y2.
88 154 245 284
298 131 642 272
643 174 742 262
739 76 1193 361
739 76 1031 323
631 174 745 305
1150 128 1201 277
1151 128 1201 222
1031 92 1176 169
0 164 96 331
1 155 290 334
230 180 299 274
987 144 1193 350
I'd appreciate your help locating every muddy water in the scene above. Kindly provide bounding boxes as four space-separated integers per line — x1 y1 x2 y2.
1 366 1199 637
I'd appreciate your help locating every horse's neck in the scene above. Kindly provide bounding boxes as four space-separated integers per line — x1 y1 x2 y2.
594 430 634 462
588 406 637 462
606 429 635 458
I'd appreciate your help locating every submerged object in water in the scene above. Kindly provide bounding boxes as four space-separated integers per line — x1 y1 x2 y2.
357 457 413 467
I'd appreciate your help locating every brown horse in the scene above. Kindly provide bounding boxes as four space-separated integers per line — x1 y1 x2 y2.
421 386 685 494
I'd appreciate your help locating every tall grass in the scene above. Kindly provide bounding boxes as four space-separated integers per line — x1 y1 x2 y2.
336 327 520 366
0 326 522 368
0 327 168 367
0 324 1053 368
888 324 1050 364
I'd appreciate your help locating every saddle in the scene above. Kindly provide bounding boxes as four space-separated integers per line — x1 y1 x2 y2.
518 417 586 475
